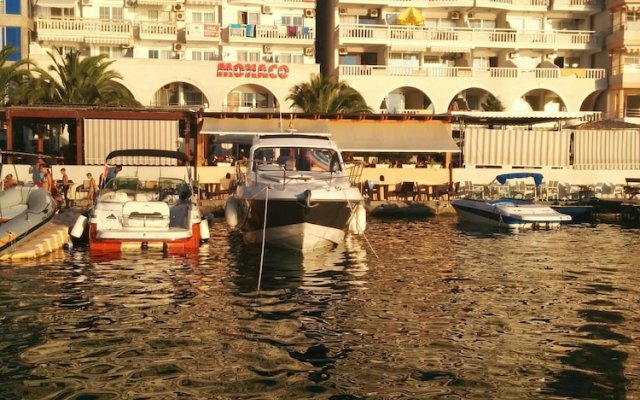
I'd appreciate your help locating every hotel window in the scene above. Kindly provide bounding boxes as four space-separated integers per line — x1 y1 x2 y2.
161 50 172 59
624 56 640 72
149 10 159 21
1 26 21 60
281 15 304 26
148 49 159 59
276 53 303 64
468 19 496 30
238 11 259 25
192 51 202 60
204 51 216 61
237 50 260 62
51 8 74 17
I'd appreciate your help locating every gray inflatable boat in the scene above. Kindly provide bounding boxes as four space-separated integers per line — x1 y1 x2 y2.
0 186 57 255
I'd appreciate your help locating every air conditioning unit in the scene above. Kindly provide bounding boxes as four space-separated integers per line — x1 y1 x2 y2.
339 7 348 16
338 47 348 55
369 8 379 18
304 8 315 18
172 3 184 12
81 0 92 6
261 5 272 14
303 47 314 56
449 11 461 20
125 0 137 7
173 43 184 52
176 11 185 21
263 44 272 54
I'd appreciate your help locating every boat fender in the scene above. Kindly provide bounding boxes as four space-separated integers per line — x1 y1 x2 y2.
70 214 88 239
199 218 210 243
225 197 239 228
349 204 367 235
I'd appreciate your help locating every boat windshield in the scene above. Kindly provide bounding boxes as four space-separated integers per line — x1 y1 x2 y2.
251 147 341 173
99 176 191 202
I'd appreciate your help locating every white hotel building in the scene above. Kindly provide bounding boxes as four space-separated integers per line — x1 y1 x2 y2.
5 0 633 120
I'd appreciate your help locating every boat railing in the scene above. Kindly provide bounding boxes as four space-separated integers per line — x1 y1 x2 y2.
346 161 364 188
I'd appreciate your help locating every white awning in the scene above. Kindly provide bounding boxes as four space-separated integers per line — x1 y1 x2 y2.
328 120 459 153
464 128 571 167
202 118 330 145
36 0 76 8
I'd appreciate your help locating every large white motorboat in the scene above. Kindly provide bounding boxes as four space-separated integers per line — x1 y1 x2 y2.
71 149 209 254
452 173 571 230
225 133 366 251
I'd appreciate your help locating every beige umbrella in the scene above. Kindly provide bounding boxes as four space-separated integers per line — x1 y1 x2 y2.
397 7 425 26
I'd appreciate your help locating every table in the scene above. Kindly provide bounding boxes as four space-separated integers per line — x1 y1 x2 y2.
371 183 390 201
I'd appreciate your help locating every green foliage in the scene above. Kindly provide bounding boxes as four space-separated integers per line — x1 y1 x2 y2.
287 73 371 114
0 46 33 106
5 46 141 106
481 95 505 112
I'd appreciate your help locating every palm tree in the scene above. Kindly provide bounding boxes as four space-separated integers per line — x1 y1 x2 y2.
481 95 505 112
25 47 141 106
287 73 371 113
0 46 34 106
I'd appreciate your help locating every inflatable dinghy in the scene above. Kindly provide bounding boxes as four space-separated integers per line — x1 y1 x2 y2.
0 186 57 256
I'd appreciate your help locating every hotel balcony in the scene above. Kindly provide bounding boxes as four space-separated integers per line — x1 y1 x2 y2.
135 0 184 6
549 0 602 13
339 24 602 52
35 18 133 45
609 67 640 90
227 24 314 45
226 0 316 7
474 0 548 12
139 21 178 41
339 64 607 87
185 0 220 5
607 24 640 50
186 23 221 43
339 1 475 7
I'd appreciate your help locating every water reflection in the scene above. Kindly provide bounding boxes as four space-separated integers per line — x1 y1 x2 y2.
1 219 639 398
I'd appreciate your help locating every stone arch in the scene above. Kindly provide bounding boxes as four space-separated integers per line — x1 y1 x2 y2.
378 86 433 114
223 83 279 112
151 81 210 108
447 88 504 112
516 88 567 112
581 90 606 112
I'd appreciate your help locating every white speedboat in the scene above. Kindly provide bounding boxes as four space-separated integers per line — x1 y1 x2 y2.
71 149 209 254
452 198 571 230
225 133 366 251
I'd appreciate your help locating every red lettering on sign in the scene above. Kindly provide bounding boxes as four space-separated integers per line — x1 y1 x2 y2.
216 63 290 79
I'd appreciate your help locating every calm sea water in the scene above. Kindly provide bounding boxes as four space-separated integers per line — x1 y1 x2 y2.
1 217 639 400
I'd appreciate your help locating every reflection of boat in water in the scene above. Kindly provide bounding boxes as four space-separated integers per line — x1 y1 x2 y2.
225 134 366 251
0 186 58 257
72 149 209 254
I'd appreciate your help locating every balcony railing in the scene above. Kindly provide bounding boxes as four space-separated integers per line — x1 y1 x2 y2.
136 0 184 6
228 24 315 44
139 21 178 41
340 24 601 51
475 0 549 11
36 18 133 44
339 65 606 80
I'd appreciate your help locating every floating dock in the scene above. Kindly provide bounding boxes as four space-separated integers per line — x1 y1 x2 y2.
0 209 79 261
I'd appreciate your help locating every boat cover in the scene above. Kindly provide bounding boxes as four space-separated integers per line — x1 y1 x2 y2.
495 173 544 186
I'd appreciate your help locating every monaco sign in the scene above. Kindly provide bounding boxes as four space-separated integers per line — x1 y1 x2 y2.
216 63 290 79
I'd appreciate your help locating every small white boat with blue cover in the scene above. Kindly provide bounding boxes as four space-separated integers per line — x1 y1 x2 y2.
452 173 572 230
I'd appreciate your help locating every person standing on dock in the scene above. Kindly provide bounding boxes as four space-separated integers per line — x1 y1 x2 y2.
86 172 97 206
60 168 70 208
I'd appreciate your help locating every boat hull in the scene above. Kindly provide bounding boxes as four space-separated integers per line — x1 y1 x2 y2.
452 198 571 230
239 198 354 251
88 222 202 254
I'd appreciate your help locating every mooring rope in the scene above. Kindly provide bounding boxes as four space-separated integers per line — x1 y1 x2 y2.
342 187 378 260
256 185 270 294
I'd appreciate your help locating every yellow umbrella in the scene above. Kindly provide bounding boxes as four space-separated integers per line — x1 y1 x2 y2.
397 7 425 26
